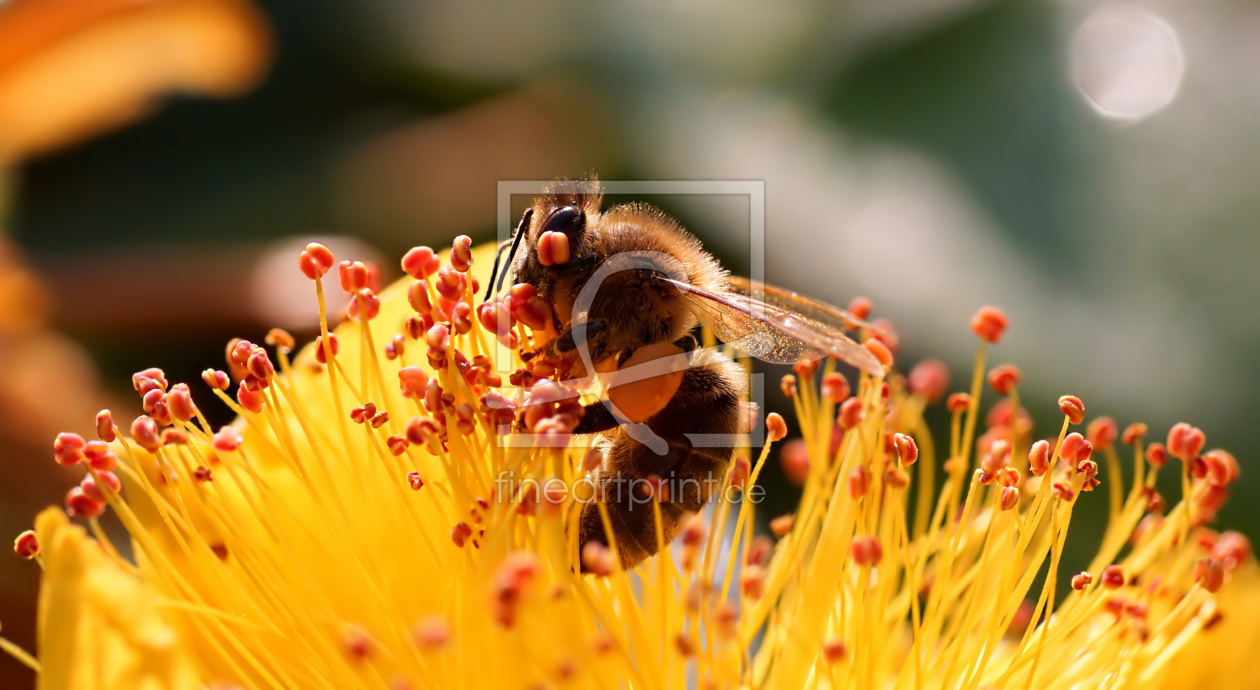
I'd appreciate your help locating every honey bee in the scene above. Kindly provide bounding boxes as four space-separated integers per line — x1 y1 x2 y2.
490 178 882 569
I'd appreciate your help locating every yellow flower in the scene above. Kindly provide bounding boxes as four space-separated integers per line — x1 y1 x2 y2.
3 239 1254 688
30 508 200 690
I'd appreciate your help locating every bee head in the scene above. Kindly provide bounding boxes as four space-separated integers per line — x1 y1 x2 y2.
540 204 586 242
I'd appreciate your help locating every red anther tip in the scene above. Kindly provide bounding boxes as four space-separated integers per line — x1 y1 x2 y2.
201 369 230 391
65 486 105 518
213 427 243 453
300 242 335 281
765 412 788 442
314 334 339 365
194 466 213 482
946 393 971 415
405 416 443 448
582 542 615 577
777 439 809 486
779 374 797 399
869 318 900 355
434 266 465 302
14 529 40 559
132 367 168 393
970 306 1008 344
907 358 950 405
508 282 537 304
847 296 872 322
1087 417 1118 448
141 388 165 416
166 383 197 423
885 466 910 488
413 616 450 649
1000 486 1020 511
402 246 441 280
822 638 848 664
478 300 514 336
264 328 296 353
407 472 424 491
1059 432 1092 465
1211 532 1251 570
80 471 120 502
1071 572 1093 591
792 355 819 380
680 517 708 548
53 432 86 466
729 455 751 490
740 564 766 599
450 522 473 548
349 288 381 321
1167 423 1205 460
848 466 869 499
1028 439 1051 476
130 416 162 452
1145 442 1168 469
821 373 850 403
405 281 433 316
341 625 372 661
851 536 883 566
1101 565 1125 590
1000 467 1021 488
425 323 450 351
399 367 430 400
237 380 265 414
986 364 1021 396
451 235 474 272
1194 558 1226 593
389 334 407 361
94 410 116 443
387 435 409 456
338 261 369 293
979 440 1011 473
451 302 473 336
1058 395 1085 425
893 433 918 466
229 339 255 367
1122 422 1148 445
745 536 772 568
84 442 116 472
1204 449 1240 487
862 338 893 371
515 296 552 332
838 397 866 430
536 230 571 266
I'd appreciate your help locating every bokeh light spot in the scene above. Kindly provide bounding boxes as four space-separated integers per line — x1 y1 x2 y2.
1071 5 1185 123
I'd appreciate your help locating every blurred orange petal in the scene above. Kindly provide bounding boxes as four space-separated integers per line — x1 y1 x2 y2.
0 0 271 161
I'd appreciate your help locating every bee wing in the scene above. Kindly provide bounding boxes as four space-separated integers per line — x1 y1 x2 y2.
723 276 880 332
657 277 884 375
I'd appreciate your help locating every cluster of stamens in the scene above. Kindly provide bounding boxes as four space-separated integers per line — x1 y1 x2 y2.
4 231 1252 690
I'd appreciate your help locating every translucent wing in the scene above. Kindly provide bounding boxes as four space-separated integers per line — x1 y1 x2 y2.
657 276 884 375
724 276 880 333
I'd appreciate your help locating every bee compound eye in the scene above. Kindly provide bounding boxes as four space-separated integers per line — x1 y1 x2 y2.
542 205 585 239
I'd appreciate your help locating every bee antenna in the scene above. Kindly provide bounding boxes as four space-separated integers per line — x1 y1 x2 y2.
485 208 532 303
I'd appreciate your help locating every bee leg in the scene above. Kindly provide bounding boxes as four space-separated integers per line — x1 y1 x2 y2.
573 401 622 435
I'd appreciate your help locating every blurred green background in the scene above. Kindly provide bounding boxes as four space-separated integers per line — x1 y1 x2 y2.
2 0 1257 685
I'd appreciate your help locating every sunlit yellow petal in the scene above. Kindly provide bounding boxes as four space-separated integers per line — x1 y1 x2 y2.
34 507 199 690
